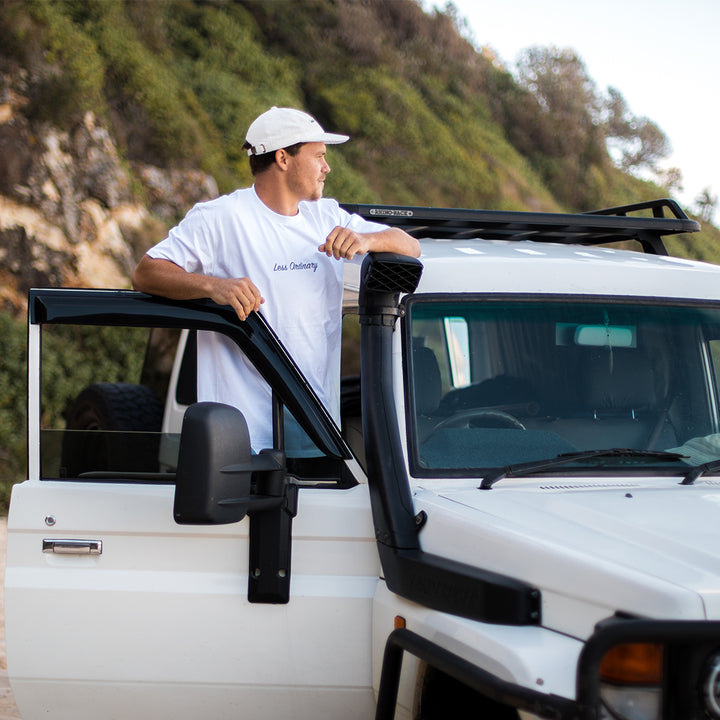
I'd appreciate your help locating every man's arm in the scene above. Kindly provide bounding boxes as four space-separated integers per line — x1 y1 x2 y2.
318 227 420 261
132 255 264 321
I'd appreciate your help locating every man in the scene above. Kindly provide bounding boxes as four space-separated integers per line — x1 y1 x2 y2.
132 106 420 451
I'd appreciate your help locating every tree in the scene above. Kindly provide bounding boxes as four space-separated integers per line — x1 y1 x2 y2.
696 187 718 222
514 46 606 208
516 46 602 157
656 167 683 194
603 87 670 173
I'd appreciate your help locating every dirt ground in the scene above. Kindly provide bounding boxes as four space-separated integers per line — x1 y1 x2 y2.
0 519 22 719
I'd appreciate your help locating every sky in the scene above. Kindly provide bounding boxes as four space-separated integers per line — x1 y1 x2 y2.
447 0 720 214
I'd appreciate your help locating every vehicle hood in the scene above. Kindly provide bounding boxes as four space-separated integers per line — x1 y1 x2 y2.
414 476 720 638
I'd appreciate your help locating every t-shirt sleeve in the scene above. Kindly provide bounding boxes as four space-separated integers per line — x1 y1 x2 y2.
145 204 214 275
334 202 391 235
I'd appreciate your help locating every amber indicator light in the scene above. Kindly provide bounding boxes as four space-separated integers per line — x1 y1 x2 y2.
600 643 664 685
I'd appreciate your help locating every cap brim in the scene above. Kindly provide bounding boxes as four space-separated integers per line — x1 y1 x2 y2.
321 132 350 145
246 131 350 155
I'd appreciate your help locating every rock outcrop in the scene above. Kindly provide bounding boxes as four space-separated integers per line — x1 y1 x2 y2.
0 67 218 317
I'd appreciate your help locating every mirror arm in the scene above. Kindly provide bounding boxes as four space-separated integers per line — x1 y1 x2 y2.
237 449 298 604
218 494 281 512
219 451 298 604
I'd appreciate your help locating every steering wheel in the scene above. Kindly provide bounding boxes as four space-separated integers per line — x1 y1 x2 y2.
431 408 527 432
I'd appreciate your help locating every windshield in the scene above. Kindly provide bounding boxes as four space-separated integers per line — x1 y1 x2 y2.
406 296 720 478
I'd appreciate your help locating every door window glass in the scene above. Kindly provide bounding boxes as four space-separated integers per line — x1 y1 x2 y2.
40 324 166 479
38 321 348 486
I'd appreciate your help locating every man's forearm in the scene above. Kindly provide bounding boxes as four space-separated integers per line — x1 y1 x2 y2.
132 256 214 299
132 255 264 320
368 228 421 257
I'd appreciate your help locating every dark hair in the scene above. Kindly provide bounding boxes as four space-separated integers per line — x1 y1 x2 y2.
243 142 305 176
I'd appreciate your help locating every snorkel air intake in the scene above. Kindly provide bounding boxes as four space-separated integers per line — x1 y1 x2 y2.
359 252 541 625
359 253 423 550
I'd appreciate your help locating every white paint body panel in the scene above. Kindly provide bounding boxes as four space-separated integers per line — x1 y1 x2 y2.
6 480 379 720
412 479 720 638
372 582 583 712
416 238 720 300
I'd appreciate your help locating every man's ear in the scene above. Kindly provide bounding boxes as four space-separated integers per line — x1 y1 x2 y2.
275 148 289 170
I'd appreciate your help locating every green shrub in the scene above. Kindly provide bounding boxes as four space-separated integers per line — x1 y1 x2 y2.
0 313 27 509
40 324 148 430
0 315 149 512
20 0 107 125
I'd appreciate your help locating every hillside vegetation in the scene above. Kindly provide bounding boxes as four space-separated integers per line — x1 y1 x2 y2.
0 0 718 504
3 0 716 219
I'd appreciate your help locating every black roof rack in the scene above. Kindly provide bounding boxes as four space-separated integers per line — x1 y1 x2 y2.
340 198 699 255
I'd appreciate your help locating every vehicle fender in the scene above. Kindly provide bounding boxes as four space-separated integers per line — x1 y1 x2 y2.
371 582 581 715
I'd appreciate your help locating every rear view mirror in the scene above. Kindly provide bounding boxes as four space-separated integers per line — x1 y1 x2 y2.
574 325 635 348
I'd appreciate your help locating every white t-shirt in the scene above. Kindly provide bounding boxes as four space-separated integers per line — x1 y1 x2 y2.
147 186 388 451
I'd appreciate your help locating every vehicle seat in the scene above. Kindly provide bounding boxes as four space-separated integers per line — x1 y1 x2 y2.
537 348 677 449
340 375 365 468
413 346 443 442
581 348 654 418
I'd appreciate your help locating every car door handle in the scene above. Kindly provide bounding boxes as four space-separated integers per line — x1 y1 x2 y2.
43 539 103 556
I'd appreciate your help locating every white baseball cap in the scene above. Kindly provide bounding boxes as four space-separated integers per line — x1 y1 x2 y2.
244 106 349 156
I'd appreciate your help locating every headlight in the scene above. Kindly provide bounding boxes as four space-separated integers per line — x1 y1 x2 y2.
599 686 661 720
703 652 720 720
599 643 663 720
580 620 720 720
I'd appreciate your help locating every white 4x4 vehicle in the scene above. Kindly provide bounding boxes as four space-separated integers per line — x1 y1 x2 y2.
8 199 720 720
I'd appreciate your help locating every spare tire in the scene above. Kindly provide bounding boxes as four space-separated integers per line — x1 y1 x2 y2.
61 383 164 478
65 382 163 432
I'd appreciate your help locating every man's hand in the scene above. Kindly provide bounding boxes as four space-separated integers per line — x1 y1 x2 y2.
318 226 421 261
208 276 264 321
319 226 370 260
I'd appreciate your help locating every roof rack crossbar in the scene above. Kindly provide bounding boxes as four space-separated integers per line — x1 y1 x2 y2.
341 199 699 255
584 198 689 221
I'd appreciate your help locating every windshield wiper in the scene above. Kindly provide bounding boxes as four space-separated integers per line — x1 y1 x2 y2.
680 458 720 485
479 448 687 490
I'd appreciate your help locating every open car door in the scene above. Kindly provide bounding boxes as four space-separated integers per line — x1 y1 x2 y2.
6 289 378 720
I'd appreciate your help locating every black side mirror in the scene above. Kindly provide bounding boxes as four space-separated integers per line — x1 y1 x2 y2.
173 402 297 603
174 402 287 525
173 402 254 524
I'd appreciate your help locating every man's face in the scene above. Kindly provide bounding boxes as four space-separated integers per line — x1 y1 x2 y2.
285 142 331 202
